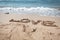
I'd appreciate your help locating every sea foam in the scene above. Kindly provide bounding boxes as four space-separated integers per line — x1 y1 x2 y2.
0 7 60 17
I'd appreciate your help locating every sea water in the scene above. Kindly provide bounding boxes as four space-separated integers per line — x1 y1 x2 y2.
0 0 60 16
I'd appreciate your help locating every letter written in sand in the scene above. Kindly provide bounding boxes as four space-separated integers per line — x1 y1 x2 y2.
20 19 30 23
32 20 41 25
9 19 20 22
9 19 14 22
41 21 58 27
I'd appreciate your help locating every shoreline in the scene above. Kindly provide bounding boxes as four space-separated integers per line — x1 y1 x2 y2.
0 7 60 17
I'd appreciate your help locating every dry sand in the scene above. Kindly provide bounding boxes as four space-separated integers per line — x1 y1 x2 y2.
0 13 60 40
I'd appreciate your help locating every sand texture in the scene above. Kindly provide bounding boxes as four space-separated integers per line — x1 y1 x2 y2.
0 13 60 40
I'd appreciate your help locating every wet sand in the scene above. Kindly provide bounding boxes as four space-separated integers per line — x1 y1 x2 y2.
0 13 60 40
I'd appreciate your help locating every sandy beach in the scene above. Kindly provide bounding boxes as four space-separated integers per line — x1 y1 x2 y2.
0 13 60 40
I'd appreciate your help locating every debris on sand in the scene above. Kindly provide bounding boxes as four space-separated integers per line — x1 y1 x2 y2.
5 12 9 14
32 28 37 32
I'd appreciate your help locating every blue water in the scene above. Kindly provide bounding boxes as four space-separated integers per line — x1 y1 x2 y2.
0 0 60 7
0 0 60 17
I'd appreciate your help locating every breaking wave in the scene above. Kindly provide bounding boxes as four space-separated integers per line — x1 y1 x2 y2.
0 7 60 17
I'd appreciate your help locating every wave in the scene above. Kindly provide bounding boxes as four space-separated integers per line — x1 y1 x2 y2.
0 7 60 17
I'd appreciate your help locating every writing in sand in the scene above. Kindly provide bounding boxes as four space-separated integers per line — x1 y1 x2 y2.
9 18 58 27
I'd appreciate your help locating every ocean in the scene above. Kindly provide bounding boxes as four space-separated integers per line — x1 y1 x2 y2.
0 0 60 17
0 0 60 7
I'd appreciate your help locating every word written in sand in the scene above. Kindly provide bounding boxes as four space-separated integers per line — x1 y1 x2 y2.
9 19 58 27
